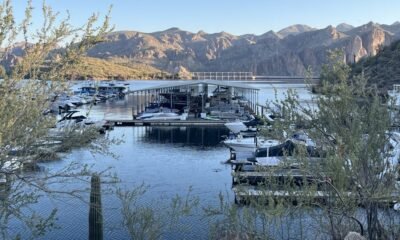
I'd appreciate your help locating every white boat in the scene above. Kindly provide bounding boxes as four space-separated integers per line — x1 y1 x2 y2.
137 108 180 120
49 97 76 113
224 121 248 134
55 110 106 130
224 136 280 152
143 112 186 121
263 111 275 122
291 132 316 147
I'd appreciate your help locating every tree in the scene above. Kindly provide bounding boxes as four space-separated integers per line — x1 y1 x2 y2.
312 49 351 94
264 49 399 239
0 1 113 238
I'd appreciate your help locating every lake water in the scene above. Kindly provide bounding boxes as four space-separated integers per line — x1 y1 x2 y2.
19 80 315 239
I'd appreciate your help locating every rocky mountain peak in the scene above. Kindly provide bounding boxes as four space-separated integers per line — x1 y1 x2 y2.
192 31 207 41
215 31 235 39
163 27 181 32
107 31 140 41
277 24 315 38
259 30 282 40
336 23 354 32
362 21 382 31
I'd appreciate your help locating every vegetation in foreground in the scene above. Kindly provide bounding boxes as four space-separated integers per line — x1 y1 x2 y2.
259 49 400 239
0 1 116 238
0 0 399 239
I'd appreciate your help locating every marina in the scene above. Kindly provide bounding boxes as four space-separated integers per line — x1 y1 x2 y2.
8 80 307 239
5 80 400 239
2 1 400 238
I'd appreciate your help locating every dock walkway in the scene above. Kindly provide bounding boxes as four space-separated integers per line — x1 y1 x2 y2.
108 118 227 127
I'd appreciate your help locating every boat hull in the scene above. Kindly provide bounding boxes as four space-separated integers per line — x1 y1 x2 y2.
224 138 280 153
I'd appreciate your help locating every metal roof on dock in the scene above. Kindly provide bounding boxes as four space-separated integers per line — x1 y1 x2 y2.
130 80 260 93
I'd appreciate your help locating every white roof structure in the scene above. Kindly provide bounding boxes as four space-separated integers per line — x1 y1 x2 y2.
130 80 259 93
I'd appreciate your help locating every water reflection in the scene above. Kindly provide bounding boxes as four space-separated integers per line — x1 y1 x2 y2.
138 126 230 147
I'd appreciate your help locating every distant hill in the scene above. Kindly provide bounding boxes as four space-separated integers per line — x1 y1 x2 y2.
86 21 400 77
67 57 163 80
351 39 400 91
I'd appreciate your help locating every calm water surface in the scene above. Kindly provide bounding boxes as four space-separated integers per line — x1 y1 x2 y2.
28 80 313 239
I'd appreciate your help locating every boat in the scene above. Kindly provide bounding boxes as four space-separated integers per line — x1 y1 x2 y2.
224 121 248 134
49 94 77 113
136 107 179 120
290 132 316 147
223 135 280 153
55 110 107 130
224 116 261 137
143 112 187 121
252 139 323 161
78 81 129 98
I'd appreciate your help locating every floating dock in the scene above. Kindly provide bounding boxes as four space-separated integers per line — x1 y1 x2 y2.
128 80 260 117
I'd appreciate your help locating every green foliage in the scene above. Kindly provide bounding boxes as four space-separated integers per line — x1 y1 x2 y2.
262 49 400 239
117 185 199 240
315 49 351 94
0 0 114 238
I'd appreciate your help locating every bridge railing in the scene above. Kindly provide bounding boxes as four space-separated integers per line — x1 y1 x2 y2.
191 72 253 81
191 72 320 81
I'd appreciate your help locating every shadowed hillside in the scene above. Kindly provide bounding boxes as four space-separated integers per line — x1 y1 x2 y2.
68 57 164 80
351 39 400 91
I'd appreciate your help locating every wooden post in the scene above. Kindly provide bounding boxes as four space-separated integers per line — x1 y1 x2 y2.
170 89 173 109
261 106 264 118
144 90 148 109
252 90 254 113
139 91 144 113
132 92 138 118
89 174 103 240
256 91 259 115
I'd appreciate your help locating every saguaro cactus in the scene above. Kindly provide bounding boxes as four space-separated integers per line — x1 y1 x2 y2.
89 174 103 240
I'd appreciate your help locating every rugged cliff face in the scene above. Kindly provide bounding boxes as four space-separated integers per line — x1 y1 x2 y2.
86 22 400 76
351 39 400 91
7 22 398 77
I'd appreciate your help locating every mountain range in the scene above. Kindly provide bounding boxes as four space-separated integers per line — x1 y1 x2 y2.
85 21 400 77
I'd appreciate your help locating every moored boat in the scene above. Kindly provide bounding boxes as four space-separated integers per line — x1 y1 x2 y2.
224 135 280 153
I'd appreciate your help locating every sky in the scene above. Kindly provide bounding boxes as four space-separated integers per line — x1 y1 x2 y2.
12 0 400 35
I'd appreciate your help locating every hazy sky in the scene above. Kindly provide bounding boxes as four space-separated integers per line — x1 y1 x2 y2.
12 0 400 35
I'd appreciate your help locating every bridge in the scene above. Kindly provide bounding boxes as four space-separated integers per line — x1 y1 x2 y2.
191 72 319 82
